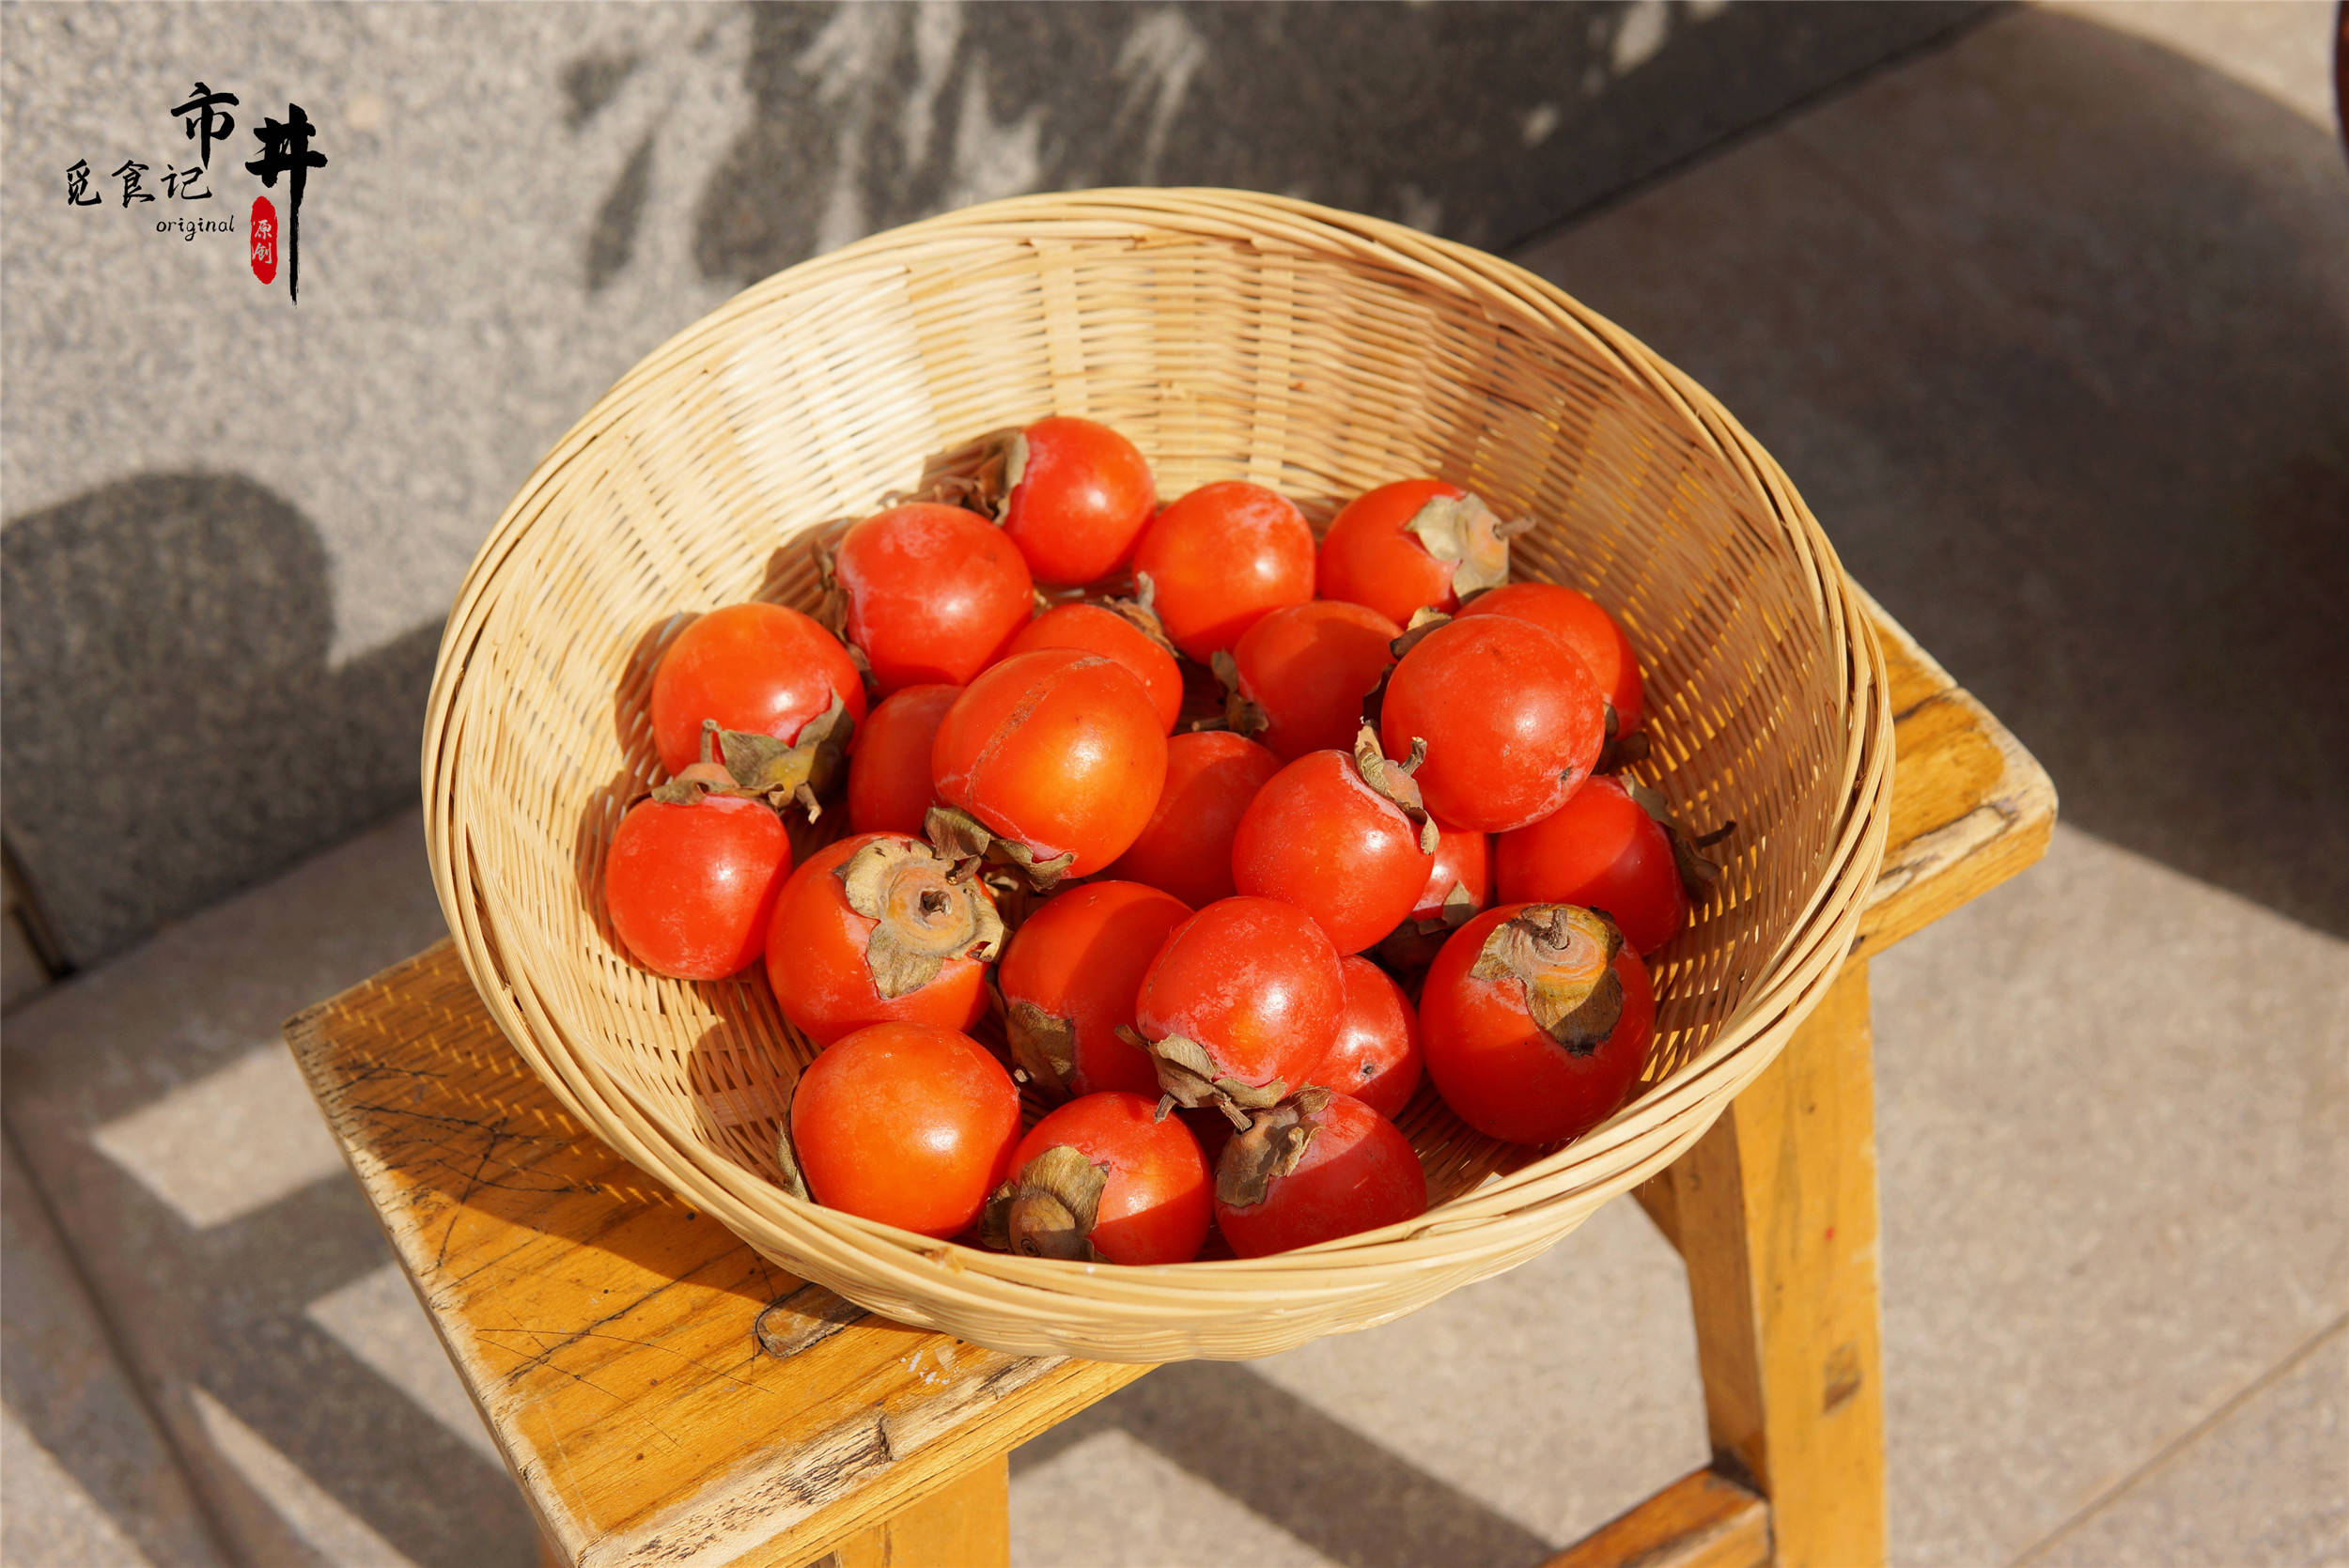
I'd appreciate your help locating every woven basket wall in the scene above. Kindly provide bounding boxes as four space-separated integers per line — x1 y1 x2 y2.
424 189 1891 1363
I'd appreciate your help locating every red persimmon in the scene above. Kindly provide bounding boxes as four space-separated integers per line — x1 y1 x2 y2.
997 881 1192 1100
929 649 1168 882
847 683 959 835
1315 478 1520 627
764 832 1001 1047
1130 481 1315 661
1214 1089 1427 1257
787 1022 1019 1238
1104 731 1283 908
1372 819 1494 970
1495 775 1686 955
832 503 1034 694
997 416 1158 586
1005 600 1183 734
1220 599 1401 760
1229 730 1436 955
1456 582 1644 735
1132 896 1345 1118
604 791 792 980
1379 615 1604 832
1311 956 1423 1118
985 1092 1211 1265
649 602 866 777
1419 903 1656 1146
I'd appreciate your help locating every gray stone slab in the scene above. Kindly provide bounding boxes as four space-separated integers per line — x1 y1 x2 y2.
2033 1324 2349 1568
1870 827 2349 1566
0 809 535 1567
3 1133 231 1568
0 0 1982 966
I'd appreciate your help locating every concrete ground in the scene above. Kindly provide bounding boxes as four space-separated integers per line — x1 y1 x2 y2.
5 4 2345 1565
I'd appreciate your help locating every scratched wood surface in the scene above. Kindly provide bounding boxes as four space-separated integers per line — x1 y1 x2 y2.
284 597 2047 1568
285 951 1147 1568
1543 1467 1770 1568
1851 591 2056 958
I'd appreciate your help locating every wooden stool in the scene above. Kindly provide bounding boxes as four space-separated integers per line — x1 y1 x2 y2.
286 598 2051 1568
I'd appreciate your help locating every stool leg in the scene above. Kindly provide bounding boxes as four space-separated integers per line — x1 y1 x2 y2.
821 1452 1011 1568
1664 960 1887 1568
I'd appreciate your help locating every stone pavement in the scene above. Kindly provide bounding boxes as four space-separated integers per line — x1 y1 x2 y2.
5 3 2346 1565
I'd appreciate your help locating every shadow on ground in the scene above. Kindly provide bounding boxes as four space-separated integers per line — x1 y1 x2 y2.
1525 7 2349 939
0 474 438 968
1013 1360 1554 1568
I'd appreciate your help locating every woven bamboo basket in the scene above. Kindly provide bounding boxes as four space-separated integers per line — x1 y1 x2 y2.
424 188 1891 1363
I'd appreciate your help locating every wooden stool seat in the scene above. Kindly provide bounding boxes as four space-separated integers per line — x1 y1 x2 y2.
286 597 2051 1568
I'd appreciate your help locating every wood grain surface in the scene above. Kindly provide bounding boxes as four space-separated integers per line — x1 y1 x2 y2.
285 952 1144 1568
1666 963 1887 1567
1542 1467 1770 1568
1853 592 2057 957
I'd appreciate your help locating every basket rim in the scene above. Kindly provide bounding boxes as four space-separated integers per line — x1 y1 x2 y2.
420 187 1894 1343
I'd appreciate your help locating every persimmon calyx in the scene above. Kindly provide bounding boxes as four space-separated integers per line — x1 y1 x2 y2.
1405 492 1532 598
1372 877 1480 971
649 706 852 821
812 538 848 635
1210 650 1270 739
922 803 1079 893
992 430 1030 519
1619 777 1733 901
1215 1086 1336 1208
1471 905 1626 1056
1005 998 1079 1099
1094 589 1180 659
1596 719 1654 774
980 1143 1109 1261
1390 607 1453 660
1353 725 1439 853
1121 1025 1286 1128
837 836 1004 999
875 426 1019 515
774 1080 812 1203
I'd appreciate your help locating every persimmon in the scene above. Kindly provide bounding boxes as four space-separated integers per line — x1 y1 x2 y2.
928 649 1168 885
763 832 1001 1047
1379 614 1604 832
847 683 959 835
995 416 1158 586
1214 1088 1427 1257
996 881 1191 1100
1218 599 1400 760
831 503 1034 693
1496 775 1687 955
1103 731 1283 908
604 785 791 981
1004 599 1183 734
982 1092 1211 1264
1310 956 1423 1118
785 1022 1019 1237
1375 818 1493 970
1315 478 1524 626
1457 582 1644 736
1419 903 1656 1146
1130 896 1344 1121
648 602 864 793
1130 481 1315 661
1229 727 1437 955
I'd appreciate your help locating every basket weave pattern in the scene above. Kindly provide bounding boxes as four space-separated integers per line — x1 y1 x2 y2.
425 190 1891 1362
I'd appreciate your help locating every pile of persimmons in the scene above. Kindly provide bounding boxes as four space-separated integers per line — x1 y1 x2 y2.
603 417 1722 1264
